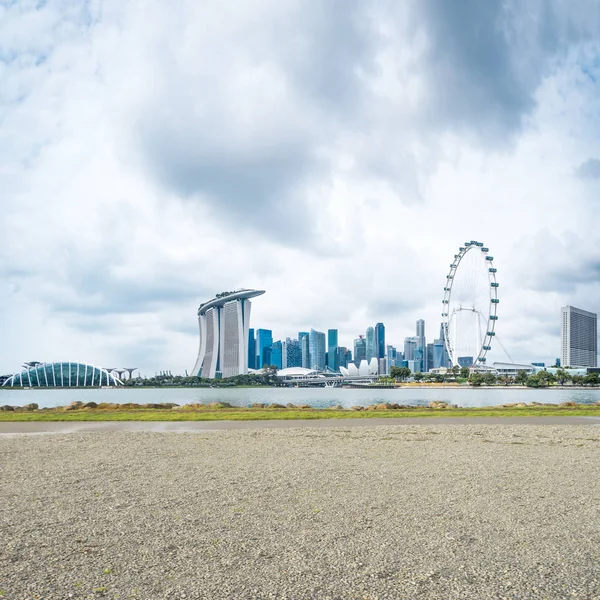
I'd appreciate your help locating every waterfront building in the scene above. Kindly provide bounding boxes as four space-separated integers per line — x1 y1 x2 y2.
458 356 474 368
378 358 387 375
344 348 353 367
366 327 375 361
433 339 445 370
285 338 302 368
561 305 598 367
256 328 273 370
271 340 283 369
248 328 256 370
192 289 265 378
299 332 310 368
309 329 326 371
327 329 339 372
375 323 385 359
336 346 349 369
354 336 367 364
3 362 122 387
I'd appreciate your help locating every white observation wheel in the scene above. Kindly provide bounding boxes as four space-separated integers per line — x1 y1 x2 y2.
442 241 498 368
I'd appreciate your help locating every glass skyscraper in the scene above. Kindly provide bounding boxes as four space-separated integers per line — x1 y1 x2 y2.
299 332 310 368
285 338 302 368
309 329 326 371
375 323 385 359
271 340 283 369
256 328 273 369
366 326 375 361
327 329 339 372
248 328 256 370
354 336 366 364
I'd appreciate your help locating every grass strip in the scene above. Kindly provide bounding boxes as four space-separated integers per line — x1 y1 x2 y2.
1 406 600 421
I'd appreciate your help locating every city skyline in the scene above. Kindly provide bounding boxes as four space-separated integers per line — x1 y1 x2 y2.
2 2 600 375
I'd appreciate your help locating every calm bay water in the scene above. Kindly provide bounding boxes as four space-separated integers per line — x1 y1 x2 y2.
1 386 600 409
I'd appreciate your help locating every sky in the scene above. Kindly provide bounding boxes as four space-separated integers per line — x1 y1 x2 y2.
1 0 600 376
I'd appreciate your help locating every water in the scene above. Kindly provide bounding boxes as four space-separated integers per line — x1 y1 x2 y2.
1 386 600 409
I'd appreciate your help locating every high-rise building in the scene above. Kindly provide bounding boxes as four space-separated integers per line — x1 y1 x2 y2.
375 323 385 359
434 322 451 369
192 289 265 378
404 337 417 361
248 328 256 370
256 328 273 369
366 326 375 361
336 346 349 369
285 338 302 368
354 336 366 364
416 319 426 371
299 332 310 368
426 343 434 373
271 340 283 369
309 329 326 371
561 305 598 367
327 329 339 372
386 345 397 372
378 358 387 375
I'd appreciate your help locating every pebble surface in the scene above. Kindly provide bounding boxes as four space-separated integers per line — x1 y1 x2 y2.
1 424 600 599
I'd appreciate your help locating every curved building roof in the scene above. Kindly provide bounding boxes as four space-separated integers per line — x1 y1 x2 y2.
2 362 122 387
198 289 265 315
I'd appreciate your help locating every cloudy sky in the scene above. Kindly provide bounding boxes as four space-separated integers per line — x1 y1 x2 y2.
1 0 600 375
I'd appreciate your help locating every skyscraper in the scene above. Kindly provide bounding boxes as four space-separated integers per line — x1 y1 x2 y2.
248 328 256 370
354 336 366 364
271 340 283 369
256 328 273 369
299 332 310 368
366 326 375 361
416 319 426 371
426 343 434 373
561 305 598 367
386 345 397 372
285 338 302 368
192 289 265 378
309 329 326 371
327 329 339 372
404 337 417 361
375 323 385 359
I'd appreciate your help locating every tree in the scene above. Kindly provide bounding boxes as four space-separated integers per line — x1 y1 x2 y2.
555 369 571 386
537 370 556 387
515 370 528 385
469 372 484 386
584 372 599 386
451 365 460 377
482 372 497 385
460 366 470 379
413 372 424 381
390 366 411 381
571 374 584 386
526 373 541 388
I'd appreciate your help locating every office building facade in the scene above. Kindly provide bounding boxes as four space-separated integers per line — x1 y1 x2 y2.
375 323 385 359
354 336 366 364
256 328 273 370
248 329 256 370
366 326 375 361
327 329 339 372
299 332 310 368
561 305 598 367
309 329 326 371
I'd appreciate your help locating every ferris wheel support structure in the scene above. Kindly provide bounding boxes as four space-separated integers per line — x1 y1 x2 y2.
441 241 499 369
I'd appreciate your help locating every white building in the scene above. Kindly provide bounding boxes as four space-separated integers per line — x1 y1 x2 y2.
561 305 597 368
192 289 265 378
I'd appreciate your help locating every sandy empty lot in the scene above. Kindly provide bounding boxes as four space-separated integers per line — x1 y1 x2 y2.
1 424 599 599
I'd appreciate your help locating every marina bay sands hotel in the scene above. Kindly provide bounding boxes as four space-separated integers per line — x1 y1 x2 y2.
191 289 265 378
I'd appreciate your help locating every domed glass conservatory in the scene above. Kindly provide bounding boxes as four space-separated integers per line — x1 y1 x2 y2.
2 362 122 387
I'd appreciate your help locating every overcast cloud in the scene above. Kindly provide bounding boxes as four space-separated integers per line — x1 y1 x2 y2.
1 0 600 374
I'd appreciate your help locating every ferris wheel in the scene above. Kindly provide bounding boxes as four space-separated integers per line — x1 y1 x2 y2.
442 241 498 369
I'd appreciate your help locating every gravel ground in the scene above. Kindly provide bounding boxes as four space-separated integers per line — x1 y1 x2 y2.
1 425 600 600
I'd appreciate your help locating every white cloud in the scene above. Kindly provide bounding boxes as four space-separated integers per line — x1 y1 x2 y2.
1 0 600 375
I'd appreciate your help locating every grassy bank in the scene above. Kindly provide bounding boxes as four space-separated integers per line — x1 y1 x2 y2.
1 405 600 421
